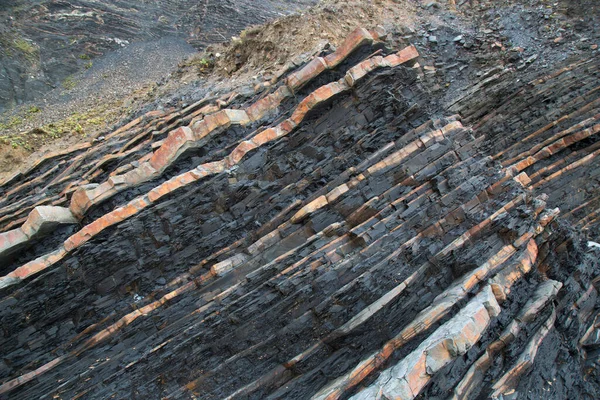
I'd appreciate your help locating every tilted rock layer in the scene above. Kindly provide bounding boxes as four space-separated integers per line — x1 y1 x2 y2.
0 17 600 400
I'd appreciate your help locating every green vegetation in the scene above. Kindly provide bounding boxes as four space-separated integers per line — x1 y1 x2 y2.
27 106 40 114
0 116 24 131
85 61 93 69
0 33 39 63
0 105 42 132
180 55 214 73
0 135 31 150
13 38 36 55
45 111 105 138
0 104 115 151
79 53 91 60
62 76 77 90
0 84 151 152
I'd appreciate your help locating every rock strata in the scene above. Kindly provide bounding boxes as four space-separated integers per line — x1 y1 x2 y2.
0 18 599 400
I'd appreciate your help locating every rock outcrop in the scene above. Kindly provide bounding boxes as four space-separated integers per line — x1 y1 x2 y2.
0 20 599 400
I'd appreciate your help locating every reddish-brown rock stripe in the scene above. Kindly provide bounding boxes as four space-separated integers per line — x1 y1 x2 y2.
0 45 419 292
68 28 399 218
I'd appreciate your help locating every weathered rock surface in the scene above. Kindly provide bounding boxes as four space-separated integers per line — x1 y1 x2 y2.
0 2 600 399
0 0 317 112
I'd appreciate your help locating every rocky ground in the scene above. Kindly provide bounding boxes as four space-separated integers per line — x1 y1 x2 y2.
0 0 318 112
0 0 599 399
0 0 317 177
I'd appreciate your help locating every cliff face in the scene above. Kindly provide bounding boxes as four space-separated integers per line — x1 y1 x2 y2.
0 0 317 112
0 1 599 399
